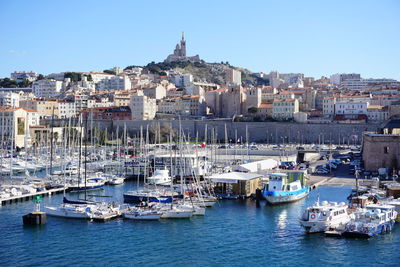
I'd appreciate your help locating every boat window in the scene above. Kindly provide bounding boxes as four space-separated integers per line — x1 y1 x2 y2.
322 212 327 216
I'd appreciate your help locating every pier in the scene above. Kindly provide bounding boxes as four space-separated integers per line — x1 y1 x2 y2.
0 187 67 206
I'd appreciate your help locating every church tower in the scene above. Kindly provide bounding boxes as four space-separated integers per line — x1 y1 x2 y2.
180 31 186 57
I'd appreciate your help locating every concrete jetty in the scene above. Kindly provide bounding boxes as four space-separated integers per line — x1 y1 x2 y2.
1 187 67 206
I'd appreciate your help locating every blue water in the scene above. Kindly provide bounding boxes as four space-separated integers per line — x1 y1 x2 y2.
0 183 399 266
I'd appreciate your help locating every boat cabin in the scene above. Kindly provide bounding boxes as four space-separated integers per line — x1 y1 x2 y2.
265 173 302 192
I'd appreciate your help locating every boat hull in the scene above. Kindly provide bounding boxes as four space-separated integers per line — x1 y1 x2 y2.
264 189 309 204
44 206 91 219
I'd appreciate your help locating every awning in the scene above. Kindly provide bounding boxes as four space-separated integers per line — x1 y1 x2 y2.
205 172 263 183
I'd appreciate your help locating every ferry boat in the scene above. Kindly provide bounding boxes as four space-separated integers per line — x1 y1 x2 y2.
343 204 397 238
299 200 351 233
262 173 309 204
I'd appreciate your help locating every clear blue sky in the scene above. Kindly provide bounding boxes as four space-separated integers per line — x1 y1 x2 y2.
1 0 399 79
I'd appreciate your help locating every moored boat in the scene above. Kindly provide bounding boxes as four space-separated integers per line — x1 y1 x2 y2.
262 173 309 204
299 200 351 233
342 204 397 238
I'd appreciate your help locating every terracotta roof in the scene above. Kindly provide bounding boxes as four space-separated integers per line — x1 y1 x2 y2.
259 103 273 109
274 98 296 103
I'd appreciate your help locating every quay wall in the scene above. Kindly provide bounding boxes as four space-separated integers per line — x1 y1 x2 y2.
51 119 380 144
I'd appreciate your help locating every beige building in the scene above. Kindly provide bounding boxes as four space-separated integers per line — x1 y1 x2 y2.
225 68 242 86
272 98 299 120
0 106 39 148
362 132 400 171
20 99 76 119
129 91 157 120
246 88 262 113
113 93 131 107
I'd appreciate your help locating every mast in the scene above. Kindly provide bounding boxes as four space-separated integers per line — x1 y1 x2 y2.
49 106 55 175
77 114 82 193
84 114 88 201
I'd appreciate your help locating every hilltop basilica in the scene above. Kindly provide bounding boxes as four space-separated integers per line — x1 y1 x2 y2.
164 32 201 63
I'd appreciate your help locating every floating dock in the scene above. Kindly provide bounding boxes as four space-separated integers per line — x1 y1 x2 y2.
0 187 67 206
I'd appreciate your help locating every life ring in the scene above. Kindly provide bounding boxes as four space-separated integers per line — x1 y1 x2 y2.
310 214 316 220
329 216 332 221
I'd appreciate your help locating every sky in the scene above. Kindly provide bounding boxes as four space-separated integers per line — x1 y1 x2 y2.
0 0 399 80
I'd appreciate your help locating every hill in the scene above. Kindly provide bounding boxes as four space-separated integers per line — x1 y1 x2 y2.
125 61 268 86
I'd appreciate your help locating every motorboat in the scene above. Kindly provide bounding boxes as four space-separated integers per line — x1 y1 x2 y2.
262 173 309 204
299 200 351 233
343 204 397 238
147 169 172 186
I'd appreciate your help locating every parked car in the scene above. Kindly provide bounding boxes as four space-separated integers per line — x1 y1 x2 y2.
315 168 330 174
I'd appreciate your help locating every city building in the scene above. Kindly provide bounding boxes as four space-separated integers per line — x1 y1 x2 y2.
225 68 242 86
367 105 389 121
330 73 361 85
0 106 39 148
272 98 299 120
129 91 157 120
81 106 131 120
32 79 63 98
362 130 400 171
335 101 369 115
173 74 193 87
96 76 131 91
0 92 20 107
19 99 76 119
10 71 38 82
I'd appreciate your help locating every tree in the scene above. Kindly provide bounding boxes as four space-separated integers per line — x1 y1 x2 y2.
248 107 258 114
64 72 82 82
103 69 116 75
37 74 45 80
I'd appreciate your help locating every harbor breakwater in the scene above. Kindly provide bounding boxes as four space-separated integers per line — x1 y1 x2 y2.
49 119 380 144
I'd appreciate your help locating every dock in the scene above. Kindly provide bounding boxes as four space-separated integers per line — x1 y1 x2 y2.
0 187 67 206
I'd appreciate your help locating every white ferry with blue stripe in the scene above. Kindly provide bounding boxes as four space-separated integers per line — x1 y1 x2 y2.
262 173 310 204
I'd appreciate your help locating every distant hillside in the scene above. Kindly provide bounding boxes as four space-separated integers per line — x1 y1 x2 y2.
125 61 268 86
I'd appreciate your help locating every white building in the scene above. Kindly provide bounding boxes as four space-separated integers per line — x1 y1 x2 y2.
96 76 131 91
0 92 20 107
32 80 63 98
330 73 361 85
90 72 115 83
173 74 193 87
367 105 389 121
335 101 369 115
57 100 76 119
11 71 38 82
46 72 65 81
129 91 157 120
225 68 242 86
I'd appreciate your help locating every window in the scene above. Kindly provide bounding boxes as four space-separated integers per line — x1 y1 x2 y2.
384 147 389 154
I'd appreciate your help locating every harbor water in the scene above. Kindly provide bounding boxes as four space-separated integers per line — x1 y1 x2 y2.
0 183 399 266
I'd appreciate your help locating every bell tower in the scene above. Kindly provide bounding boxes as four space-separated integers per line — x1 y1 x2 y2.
180 31 186 57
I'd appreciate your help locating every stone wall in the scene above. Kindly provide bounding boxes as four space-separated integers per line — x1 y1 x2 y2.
362 133 400 171
74 119 379 145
